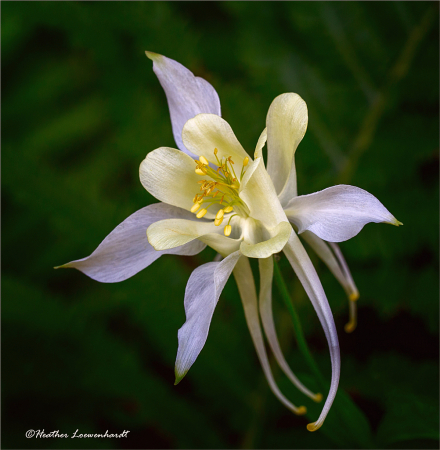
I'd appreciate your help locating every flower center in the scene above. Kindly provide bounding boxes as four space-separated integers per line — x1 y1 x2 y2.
190 148 250 236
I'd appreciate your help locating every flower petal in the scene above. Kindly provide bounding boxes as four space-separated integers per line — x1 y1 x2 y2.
239 157 287 229
266 93 308 200
140 147 217 217
147 218 217 251
233 256 307 415
284 184 402 242
283 232 340 431
146 52 221 158
327 241 359 333
174 251 242 384
240 221 291 259
259 257 321 402
199 232 242 257
182 114 250 169
56 203 206 282
254 128 267 159
300 231 359 301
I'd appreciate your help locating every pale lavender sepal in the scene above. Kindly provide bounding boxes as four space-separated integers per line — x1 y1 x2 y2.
147 52 221 158
58 203 206 283
174 251 241 383
284 184 400 242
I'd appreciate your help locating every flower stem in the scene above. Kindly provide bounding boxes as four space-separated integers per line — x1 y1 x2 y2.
273 260 326 388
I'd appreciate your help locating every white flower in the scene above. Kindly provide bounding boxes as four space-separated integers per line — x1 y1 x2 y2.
58 52 401 432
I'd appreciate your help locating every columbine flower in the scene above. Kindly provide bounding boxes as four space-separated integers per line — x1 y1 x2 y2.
58 52 401 431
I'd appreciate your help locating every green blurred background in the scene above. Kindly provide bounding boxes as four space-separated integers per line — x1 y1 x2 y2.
2 2 439 449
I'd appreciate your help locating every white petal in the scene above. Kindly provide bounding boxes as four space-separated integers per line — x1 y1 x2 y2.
182 114 250 171
283 232 340 431
146 52 221 158
259 257 320 402
240 221 291 259
139 147 218 218
199 232 242 257
300 231 359 300
147 217 217 251
239 158 287 229
284 184 402 242
233 256 307 415
174 251 242 383
57 203 206 283
266 93 308 199
254 128 267 159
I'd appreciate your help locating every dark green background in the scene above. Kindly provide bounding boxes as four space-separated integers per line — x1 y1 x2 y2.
2 2 439 449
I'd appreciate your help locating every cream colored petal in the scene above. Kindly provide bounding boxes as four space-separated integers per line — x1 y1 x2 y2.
240 221 291 259
147 218 217 251
266 93 308 198
233 256 307 415
239 158 260 193
182 114 250 170
139 147 202 213
254 128 267 159
199 233 242 257
283 232 340 432
259 257 320 402
147 215 243 257
278 160 299 208
239 158 287 229
146 52 221 158
284 184 401 242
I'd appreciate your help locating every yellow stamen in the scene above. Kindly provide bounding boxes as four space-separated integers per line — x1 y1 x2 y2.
295 406 307 416
191 149 251 223
313 393 323 403
224 225 232 236
191 203 201 213
307 422 321 432
216 209 224 220
199 156 209 165
243 156 249 166
345 320 356 333
349 292 359 302
196 208 208 218
214 217 223 226
345 298 357 333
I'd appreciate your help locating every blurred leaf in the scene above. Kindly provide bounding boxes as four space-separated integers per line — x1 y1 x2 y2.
377 392 439 446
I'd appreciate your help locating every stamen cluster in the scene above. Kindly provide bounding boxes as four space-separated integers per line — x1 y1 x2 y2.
190 148 250 236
